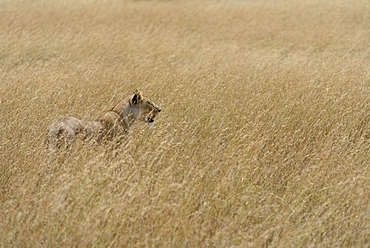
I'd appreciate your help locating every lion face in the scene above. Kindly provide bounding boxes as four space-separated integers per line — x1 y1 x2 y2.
132 90 161 126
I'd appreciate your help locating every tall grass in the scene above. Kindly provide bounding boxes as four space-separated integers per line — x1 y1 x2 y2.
1 0 370 246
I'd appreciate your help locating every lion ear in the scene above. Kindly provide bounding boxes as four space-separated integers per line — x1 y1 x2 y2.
132 90 142 104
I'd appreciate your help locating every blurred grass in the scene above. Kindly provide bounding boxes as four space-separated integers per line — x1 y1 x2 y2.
1 0 370 247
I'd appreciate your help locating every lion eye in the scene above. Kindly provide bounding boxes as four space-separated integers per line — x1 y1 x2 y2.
147 101 151 105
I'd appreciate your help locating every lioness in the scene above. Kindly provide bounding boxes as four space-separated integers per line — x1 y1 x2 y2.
47 90 161 162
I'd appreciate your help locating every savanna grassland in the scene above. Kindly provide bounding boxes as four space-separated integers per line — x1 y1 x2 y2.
1 0 370 247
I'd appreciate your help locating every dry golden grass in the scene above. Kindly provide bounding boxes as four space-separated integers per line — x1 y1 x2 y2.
1 0 370 246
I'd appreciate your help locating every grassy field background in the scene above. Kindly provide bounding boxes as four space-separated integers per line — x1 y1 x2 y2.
1 0 370 246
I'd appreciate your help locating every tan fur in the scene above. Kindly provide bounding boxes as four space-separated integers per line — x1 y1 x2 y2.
47 90 161 162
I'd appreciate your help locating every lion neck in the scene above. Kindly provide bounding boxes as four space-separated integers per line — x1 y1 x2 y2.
111 96 141 128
